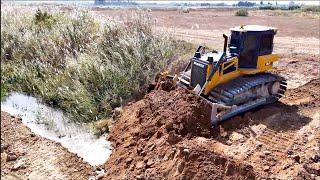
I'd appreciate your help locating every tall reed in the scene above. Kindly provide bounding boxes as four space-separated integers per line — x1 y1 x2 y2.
1 7 188 122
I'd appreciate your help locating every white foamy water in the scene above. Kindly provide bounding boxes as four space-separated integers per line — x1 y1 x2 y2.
1 93 112 166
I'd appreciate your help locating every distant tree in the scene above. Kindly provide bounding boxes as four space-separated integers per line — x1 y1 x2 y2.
216 3 226 6
94 0 105 5
237 1 256 7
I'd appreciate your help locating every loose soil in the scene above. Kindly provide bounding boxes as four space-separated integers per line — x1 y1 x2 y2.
104 88 256 179
103 78 319 179
91 8 320 55
274 54 320 89
1 6 319 180
92 8 319 38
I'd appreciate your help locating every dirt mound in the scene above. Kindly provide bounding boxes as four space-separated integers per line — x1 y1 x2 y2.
153 74 177 92
104 77 319 179
104 88 256 179
282 78 320 107
137 88 213 139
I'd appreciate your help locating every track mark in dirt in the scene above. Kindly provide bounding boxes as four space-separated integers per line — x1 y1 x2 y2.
216 79 320 179
257 129 295 153
102 75 319 179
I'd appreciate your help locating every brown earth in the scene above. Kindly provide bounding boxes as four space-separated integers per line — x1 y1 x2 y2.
283 78 320 107
89 7 320 88
1 6 319 180
91 8 320 55
275 54 320 89
104 88 256 179
216 78 320 179
103 77 319 179
0 112 96 180
92 8 319 38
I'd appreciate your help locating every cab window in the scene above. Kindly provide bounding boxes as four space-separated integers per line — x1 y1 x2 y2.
260 34 273 53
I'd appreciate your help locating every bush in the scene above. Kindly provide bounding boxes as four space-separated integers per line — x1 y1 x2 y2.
1 83 8 100
259 6 279 10
235 9 249 16
237 1 255 7
182 8 190 13
301 6 320 12
34 9 57 30
1 8 189 122
288 5 301 10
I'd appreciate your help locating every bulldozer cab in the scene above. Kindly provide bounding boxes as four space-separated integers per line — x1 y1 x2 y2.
229 25 276 69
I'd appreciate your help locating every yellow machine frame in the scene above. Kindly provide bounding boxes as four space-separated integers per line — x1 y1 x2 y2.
204 54 279 95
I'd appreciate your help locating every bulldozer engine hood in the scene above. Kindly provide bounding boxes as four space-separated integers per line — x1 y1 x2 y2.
199 52 224 63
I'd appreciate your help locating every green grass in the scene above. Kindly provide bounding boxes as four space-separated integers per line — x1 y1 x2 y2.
301 5 320 13
258 5 320 18
259 5 320 12
1 83 8 101
1 7 189 122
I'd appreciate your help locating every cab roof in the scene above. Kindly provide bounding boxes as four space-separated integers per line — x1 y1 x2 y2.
230 25 277 32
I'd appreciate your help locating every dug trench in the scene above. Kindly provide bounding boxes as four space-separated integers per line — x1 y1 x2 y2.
103 78 320 179
1 78 318 179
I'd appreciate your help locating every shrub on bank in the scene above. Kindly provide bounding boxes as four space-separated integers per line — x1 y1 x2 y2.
182 8 190 13
301 5 320 12
1 8 187 122
235 9 249 16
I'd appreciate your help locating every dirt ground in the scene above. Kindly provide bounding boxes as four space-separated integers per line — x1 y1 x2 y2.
98 9 319 179
90 8 320 87
104 88 256 179
0 112 97 180
91 8 320 55
103 78 319 179
273 54 319 89
1 7 319 180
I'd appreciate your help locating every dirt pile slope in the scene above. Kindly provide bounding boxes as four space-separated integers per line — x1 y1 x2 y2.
104 88 256 179
283 78 320 107
1 112 95 180
104 78 319 179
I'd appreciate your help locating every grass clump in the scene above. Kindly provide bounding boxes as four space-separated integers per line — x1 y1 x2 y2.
258 5 320 18
235 9 249 16
301 5 320 13
182 8 190 13
34 9 57 29
1 83 8 100
1 7 188 123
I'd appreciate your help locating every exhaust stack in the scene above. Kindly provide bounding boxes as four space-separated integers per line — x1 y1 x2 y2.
223 34 228 53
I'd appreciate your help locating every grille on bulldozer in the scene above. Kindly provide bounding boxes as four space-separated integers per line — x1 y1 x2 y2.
191 59 208 88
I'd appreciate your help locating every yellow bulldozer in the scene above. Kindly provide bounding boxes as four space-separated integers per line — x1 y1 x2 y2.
159 25 287 124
